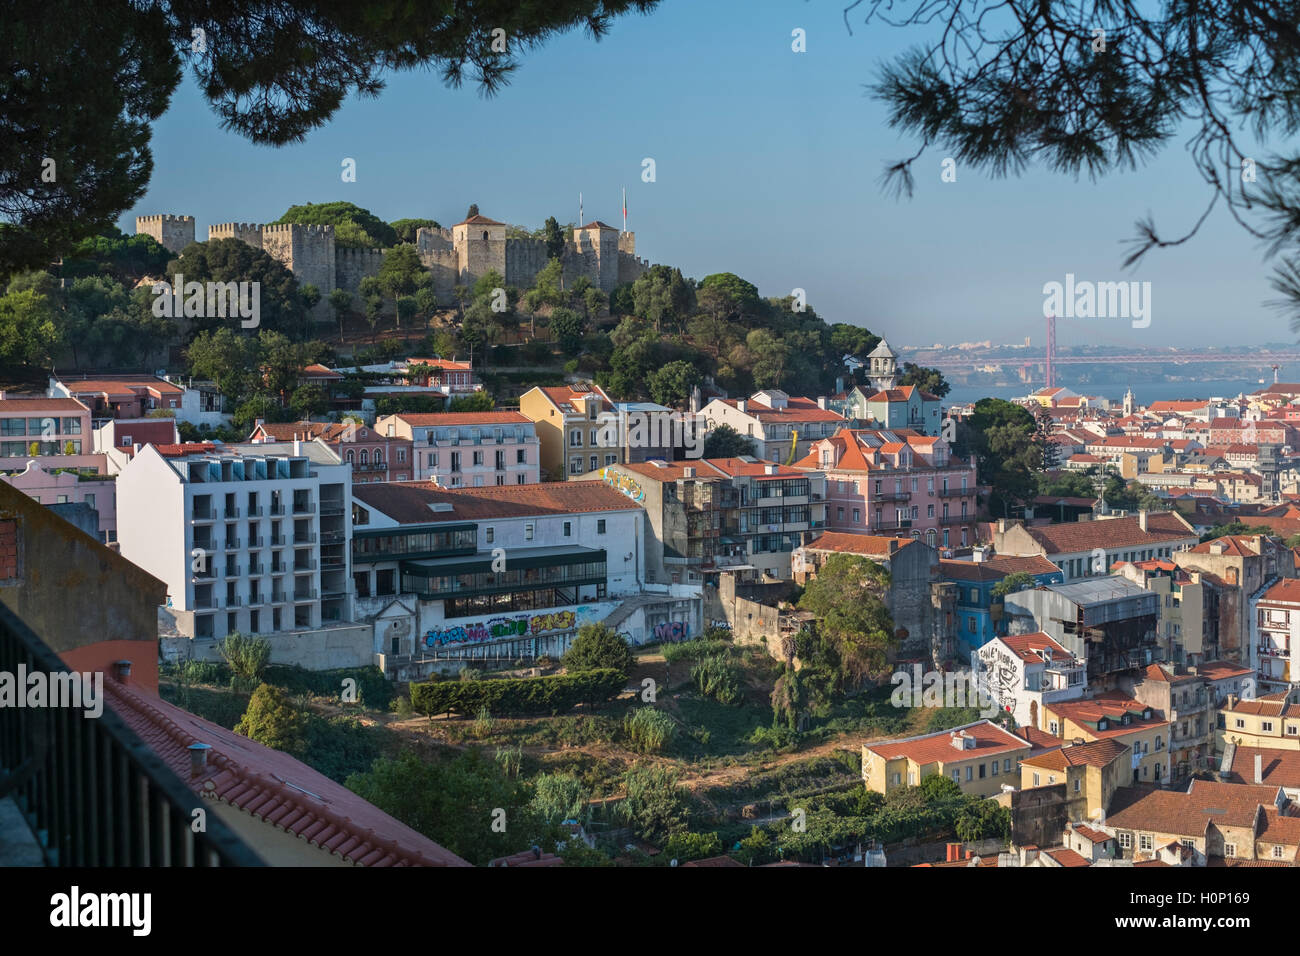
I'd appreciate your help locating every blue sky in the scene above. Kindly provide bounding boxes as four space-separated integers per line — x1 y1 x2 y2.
123 0 1283 348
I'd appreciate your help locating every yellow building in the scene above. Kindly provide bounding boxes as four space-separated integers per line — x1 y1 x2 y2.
1019 738 1130 822
1042 697 1173 787
518 382 619 482
1219 695 1300 751
862 719 1030 798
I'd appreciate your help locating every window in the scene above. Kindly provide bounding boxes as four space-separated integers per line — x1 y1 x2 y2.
563 521 572 537
1119 832 1132 849
570 430 583 447
569 457 583 475
597 519 606 534
516 449 526 464
1225 844 1236 858
485 527 494 544
966 617 975 633
1049 721 1058 735
978 763 986 779
1073 778 1081 792
1032 772 1041 786
965 766 973 782
525 523 534 541
1236 718 1246 729
473 451 484 466
1274 845 1285 859
1139 834 1153 851
852 508 861 524
590 455 598 472
397 448 405 463
951 770 961 783
1003 759 1011 773
1262 721 1274 733
991 761 999 776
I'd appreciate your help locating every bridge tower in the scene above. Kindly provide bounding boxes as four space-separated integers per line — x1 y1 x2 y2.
1045 313 1056 389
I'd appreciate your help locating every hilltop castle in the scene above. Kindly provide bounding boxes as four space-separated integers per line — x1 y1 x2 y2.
135 212 651 321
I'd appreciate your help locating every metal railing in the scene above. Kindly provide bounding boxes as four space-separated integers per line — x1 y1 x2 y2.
0 602 263 865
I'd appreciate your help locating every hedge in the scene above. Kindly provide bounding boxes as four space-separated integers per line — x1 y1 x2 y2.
411 669 625 717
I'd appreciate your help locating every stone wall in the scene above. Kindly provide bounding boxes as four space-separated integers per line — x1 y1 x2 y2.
136 215 195 254
160 623 374 670
208 222 265 249
334 247 386 298
504 237 549 288
1010 783 1069 849
460 237 506 287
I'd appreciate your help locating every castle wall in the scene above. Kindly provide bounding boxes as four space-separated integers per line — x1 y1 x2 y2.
459 239 506 288
617 251 650 286
208 222 265 250
597 231 619 292
135 215 195 255
503 237 549 288
334 247 386 298
416 227 453 254
263 223 335 321
424 249 459 302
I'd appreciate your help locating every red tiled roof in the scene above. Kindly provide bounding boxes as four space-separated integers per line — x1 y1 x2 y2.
352 480 641 524
801 532 918 557
1043 847 1091 867
720 396 845 423
1260 579 1300 605
1224 697 1300 718
0 398 87 412
995 631 1073 664
1070 824 1113 844
1225 748 1300 791
866 720 1029 765
454 214 506 226
1021 738 1129 771
1194 660 1254 682
488 849 565 867
574 220 617 231
537 385 612 414
103 679 469 866
680 855 746 868
60 376 184 397
939 554 1061 581
1014 512 1197 554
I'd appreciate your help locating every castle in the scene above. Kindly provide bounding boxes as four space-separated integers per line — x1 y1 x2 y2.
135 212 651 321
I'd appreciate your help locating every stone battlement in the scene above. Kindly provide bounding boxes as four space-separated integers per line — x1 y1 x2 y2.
135 214 194 224
262 222 334 236
209 223 265 234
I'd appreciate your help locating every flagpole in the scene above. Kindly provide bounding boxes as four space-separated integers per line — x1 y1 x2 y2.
622 187 627 233
579 192 583 226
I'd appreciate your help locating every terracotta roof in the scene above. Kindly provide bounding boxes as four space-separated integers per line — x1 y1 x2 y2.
721 396 845 424
60 376 184 396
939 554 1061 581
352 480 641 524
1021 738 1129 771
153 442 219 457
1106 783 1275 837
454 214 506 226
1260 579 1300 605
1225 748 1300 791
1139 662 1199 684
1014 726 1064 754
1194 660 1254 682
865 385 941 403
1223 697 1300 718
866 719 1029 765
680 855 746 868
1070 824 1113 844
488 849 565 867
1148 400 1210 412
300 363 343 378
537 385 612 414
799 532 917 557
1014 512 1196 554
1043 847 1091 867
386 412 525 427
1044 698 1169 741
573 220 617 231
702 457 813 479
995 631 1073 665
0 397 87 412
103 678 469 866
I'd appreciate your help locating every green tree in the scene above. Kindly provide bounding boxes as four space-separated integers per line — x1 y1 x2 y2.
448 391 494 412
631 265 695 333
542 216 566 260
647 359 703 408
990 571 1036 600
275 202 396 247
617 766 689 842
798 554 896 683
328 288 353 343
0 285 61 367
390 218 440 244
290 384 328 419
696 272 760 320
663 831 723 863
377 244 426 329
897 362 950 398
167 238 306 339
549 306 586 356
234 684 307 755
529 772 590 826
958 398 1044 519
185 327 258 401
561 622 634 680
702 423 756 459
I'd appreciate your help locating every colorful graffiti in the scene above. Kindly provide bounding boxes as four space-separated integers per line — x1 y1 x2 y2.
600 467 644 503
653 620 689 642
425 609 579 648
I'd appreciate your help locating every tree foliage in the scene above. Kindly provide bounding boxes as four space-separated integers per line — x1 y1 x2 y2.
798 554 896 682
234 683 307 756
561 622 634 680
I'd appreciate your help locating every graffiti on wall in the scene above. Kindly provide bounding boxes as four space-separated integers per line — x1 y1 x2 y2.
425 609 579 648
653 620 689 643
708 620 732 631
600 467 644 503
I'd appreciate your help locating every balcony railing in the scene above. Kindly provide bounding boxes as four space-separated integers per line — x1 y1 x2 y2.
936 487 971 498
247 537 264 548
870 520 913 532
293 502 316 514
269 504 286 516
875 491 911 502
294 560 317 572
320 502 345 516
247 506 264 517
293 590 318 601
223 538 241 550
938 513 971 525
223 507 241 519
0 602 263 866
269 536 286 547
294 534 317 546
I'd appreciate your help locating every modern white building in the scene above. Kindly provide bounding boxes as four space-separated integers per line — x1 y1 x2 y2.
374 411 540 486
349 481 645 676
116 440 352 639
1252 579 1300 695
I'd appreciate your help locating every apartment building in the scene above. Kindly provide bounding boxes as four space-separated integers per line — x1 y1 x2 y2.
1126 663 1216 782
249 420 414 483
1104 780 1296 864
978 632 1087 729
349 482 645 674
374 411 539 486
861 719 1031 798
1251 579 1300 694
519 382 620 481
51 374 185 419
942 553 1064 655
794 428 978 549
1042 696 1172 786
1018 738 1129 823
584 457 827 582
117 440 352 639
991 511 1199 581
92 416 180 458
700 389 846 464
0 396 103 473
1219 694 1300 751
1176 534 1295 663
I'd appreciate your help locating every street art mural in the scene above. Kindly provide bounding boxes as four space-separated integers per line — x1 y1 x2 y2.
424 609 579 648
599 467 644 503
653 620 689 642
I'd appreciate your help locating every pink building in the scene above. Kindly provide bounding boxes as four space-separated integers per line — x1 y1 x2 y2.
373 412 539 487
248 420 414 483
0 396 105 473
794 427 978 550
54 374 186 419
0 460 117 542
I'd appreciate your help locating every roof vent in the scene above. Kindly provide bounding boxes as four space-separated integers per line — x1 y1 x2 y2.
112 660 132 685
427 502 455 513
187 742 212 777
683 466 695 478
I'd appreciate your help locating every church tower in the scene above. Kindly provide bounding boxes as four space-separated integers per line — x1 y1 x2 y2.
1123 387 1135 417
867 338 899 391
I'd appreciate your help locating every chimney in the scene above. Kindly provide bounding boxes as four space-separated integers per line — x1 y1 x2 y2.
683 466 695 478
1227 693 1238 710
1139 510 1148 532
293 438 302 456
997 518 1007 533
112 660 132 685
1255 753 1263 785
737 400 747 414
187 742 212 777
972 547 986 563
817 396 828 410
835 376 844 395
765 464 777 475
946 842 962 862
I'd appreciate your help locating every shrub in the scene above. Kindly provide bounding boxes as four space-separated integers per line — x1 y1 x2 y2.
234 684 307 755
748 724 799 752
410 668 625 717
691 653 742 705
623 707 677 754
663 831 723 862
562 623 634 680
661 638 731 663
220 632 271 689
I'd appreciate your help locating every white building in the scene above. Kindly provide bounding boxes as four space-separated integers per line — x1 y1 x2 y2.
699 389 845 464
116 440 352 639
1252 579 1300 695
978 631 1087 730
374 411 540 486
349 481 646 677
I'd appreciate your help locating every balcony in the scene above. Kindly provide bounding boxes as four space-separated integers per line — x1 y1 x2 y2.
223 566 241 578
223 538 241 551
0 602 263 866
191 507 218 523
270 563 287 574
936 487 971 498
224 596 242 607
247 593 266 607
247 506 264 517
320 530 346 545
269 536 286 547
875 491 911 502
352 462 387 473
271 592 288 604
269 504 286 516
293 534 317 546
294 560 318 572
293 502 316 515
223 507 241 519
938 513 971 525
293 589 318 601
247 536 264 548
320 502 345 516
870 520 912 532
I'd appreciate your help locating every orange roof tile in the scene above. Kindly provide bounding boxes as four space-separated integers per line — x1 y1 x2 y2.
386 411 525 427
866 720 1029 765
1021 738 1129 771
